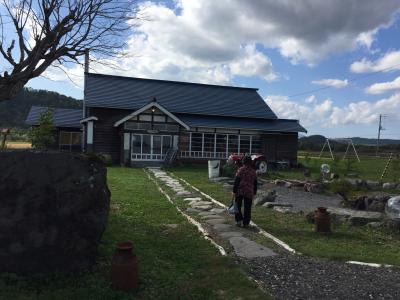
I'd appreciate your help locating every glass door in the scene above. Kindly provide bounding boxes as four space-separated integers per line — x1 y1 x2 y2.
131 134 173 161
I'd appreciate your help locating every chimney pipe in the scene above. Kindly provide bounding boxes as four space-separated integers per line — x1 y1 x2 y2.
84 49 89 73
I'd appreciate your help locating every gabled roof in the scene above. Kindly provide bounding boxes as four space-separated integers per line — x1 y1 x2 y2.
114 101 190 129
25 106 82 128
176 113 307 133
85 73 278 119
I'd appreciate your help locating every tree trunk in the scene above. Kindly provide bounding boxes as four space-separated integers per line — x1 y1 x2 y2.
0 78 27 100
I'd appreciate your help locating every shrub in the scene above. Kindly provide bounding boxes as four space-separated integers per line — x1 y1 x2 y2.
29 108 55 150
329 180 353 200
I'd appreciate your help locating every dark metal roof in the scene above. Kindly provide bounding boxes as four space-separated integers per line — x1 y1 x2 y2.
176 114 307 133
85 73 278 119
25 106 82 128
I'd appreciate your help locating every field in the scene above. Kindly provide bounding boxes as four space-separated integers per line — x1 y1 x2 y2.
0 167 267 300
4 141 32 149
168 165 400 266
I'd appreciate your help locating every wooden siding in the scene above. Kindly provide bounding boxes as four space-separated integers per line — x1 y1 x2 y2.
262 133 298 164
88 107 127 163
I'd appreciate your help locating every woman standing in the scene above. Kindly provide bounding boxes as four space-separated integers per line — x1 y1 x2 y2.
232 155 258 228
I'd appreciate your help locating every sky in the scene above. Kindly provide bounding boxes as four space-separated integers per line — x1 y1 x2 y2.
24 0 400 139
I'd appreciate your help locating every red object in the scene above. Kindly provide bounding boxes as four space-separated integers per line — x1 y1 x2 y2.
111 242 139 291
314 207 331 233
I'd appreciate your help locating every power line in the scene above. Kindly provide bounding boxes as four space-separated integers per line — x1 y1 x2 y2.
288 62 400 99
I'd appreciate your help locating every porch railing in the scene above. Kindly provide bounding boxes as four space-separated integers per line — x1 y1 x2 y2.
179 151 228 159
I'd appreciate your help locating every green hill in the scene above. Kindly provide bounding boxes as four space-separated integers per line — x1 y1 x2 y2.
0 88 82 128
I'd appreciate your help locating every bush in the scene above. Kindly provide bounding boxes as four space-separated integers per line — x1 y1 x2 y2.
29 108 55 150
222 163 237 178
329 180 353 200
87 153 113 166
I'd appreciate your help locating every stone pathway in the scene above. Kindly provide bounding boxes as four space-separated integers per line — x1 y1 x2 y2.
148 168 400 300
148 168 277 259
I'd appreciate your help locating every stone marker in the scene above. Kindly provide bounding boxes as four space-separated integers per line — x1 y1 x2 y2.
229 237 276 258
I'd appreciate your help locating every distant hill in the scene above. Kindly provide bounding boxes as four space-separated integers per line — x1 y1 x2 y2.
349 137 400 146
0 88 82 128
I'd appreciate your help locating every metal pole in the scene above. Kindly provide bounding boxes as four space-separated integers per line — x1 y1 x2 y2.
376 114 382 156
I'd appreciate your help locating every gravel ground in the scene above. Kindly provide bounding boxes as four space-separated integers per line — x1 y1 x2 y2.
261 183 342 212
240 254 400 300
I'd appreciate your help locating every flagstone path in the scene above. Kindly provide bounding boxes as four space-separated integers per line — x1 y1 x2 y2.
147 168 400 300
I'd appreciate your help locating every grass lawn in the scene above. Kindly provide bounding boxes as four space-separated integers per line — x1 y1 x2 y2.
0 167 267 300
265 155 400 182
169 165 400 266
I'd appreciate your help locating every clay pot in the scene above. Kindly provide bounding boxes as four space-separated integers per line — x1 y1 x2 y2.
314 207 331 233
110 242 138 291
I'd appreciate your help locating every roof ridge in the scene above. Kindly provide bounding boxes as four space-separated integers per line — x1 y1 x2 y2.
85 72 259 91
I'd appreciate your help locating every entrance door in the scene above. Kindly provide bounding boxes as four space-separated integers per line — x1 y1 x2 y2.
131 134 173 161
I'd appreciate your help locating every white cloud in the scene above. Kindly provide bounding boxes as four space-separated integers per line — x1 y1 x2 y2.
350 50 400 73
266 93 400 127
43 0 400 85
311 78 348 88
305 95 317 104
365 76 400 94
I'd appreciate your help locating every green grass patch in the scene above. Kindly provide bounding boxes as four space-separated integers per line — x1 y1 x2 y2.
170 165 400 266
0 167 268 300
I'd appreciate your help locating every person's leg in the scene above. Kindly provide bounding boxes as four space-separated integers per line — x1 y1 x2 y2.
235 196 243 224
243 197 252 226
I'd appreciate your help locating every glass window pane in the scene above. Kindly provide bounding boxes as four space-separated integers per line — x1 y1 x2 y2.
180 133 189 151
204 134 215 153
252 136 262 153
162 136 172 153
228 135 238 154
191 133 202 152
132 135 141 154
153 136 161 154
240 135 251 154
71 133 81 145
216 134 226 153
59 132 70 145
142 135 151 153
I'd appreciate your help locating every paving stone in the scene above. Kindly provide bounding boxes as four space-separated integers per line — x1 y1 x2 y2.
177 191 192 196
164 224 178 229
205 218 226 225
186 208 201 214
229 237 276 258
201 214 223 220
192 205 213 211
190 200 212 206
213 224 233 232
198 211 217 216
183 197 202 202
219 231 243 239
210 208 226 214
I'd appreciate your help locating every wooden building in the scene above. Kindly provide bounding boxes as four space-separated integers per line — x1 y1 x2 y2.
27 73 306 165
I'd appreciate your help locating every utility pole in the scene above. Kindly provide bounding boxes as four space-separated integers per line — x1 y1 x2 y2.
376 114 385 156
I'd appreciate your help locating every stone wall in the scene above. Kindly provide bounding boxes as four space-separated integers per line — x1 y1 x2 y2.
0 151 110 274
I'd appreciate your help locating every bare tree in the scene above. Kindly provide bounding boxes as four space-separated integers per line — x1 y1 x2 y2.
0 0 138 100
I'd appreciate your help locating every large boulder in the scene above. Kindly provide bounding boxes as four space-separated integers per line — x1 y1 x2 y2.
0 151 110 275
254 190 277 206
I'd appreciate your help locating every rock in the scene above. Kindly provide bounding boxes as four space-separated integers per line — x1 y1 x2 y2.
366 180 381 189
165 224 179 229
201 215 223 220
189 200 212 206
304 182 324 193
327 207 384 226
192 205 213 211
274 179 289 186
229 237 276 258
176 190 192 196
385 196 400 220
186 208 201 214
198 211 218 216
254 190 277 206
345 178 363 187
367 222 383 228
330 173 339 180
273 207 291 213
383 182 397 190
0 152 110 275
262 202 293 208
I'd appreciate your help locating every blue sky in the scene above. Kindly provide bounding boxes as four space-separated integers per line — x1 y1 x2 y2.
25 0 400 139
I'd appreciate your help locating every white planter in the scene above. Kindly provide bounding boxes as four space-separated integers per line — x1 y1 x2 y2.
208 160 220 179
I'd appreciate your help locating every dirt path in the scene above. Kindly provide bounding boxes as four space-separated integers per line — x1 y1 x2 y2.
147 168 400 300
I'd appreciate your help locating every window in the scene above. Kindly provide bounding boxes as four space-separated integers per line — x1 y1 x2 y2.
252 136 262 153
240 135 251 154
191 133 203 152
203 134 215 153
139 114 151 121
228 135 238 154
216 134 227 154
59 131 81 152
